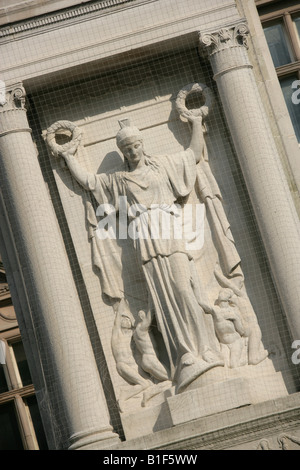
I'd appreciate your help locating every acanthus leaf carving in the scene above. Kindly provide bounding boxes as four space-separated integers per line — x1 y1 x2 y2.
199 22 250 56
0 82 27 112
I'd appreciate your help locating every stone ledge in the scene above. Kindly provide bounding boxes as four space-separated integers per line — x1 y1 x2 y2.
108 392 300 450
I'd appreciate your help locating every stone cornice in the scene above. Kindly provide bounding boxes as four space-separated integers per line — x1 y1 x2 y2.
0 0 137 38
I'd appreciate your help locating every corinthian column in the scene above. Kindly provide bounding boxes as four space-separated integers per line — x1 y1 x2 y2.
199 23 300 342
0 83 119 450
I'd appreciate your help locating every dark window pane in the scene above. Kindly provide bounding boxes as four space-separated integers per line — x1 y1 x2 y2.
12 341 32 386
294 16 300 40
0 365 8 394
26 396 48 450
280 76 300 142
0 402 24 450
264 23 292 67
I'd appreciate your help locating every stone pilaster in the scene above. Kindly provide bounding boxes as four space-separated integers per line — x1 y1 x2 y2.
199 23 300 342
0 83 119 450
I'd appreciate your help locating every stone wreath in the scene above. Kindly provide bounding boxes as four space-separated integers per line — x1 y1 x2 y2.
45 120 82 156
175 83 214 121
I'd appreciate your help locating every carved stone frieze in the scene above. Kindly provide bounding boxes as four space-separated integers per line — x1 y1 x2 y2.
0 0 137 39
257 433 300 450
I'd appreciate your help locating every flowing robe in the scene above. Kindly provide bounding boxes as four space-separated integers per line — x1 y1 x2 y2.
84 149 241 383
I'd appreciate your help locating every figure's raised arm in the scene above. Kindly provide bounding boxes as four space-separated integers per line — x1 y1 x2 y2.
181 111 204 164
60 144 93 190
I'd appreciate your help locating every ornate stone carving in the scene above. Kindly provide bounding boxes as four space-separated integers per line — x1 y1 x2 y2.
45 82 269 413
0 0 134 39
257 433 300 450
0 82 26 112
0 80 6 106
278 434 300 450
0 83 30 138
133 309 169 382
175 82 214 121
199 23 250 56
45 120 83 157
210 289 247 369
111 305 150 399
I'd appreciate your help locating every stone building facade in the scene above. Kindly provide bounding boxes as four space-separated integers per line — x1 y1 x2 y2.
0 0 300 451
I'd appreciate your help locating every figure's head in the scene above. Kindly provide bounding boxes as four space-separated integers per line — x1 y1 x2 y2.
116 122 143 150
116 119 144 169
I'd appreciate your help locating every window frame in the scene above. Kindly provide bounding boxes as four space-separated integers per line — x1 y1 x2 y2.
257 1 300 144
260 5 300 79
0 328 42 450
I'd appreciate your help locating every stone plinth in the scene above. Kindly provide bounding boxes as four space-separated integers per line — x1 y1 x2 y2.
167 373 288 426
118 358 290 440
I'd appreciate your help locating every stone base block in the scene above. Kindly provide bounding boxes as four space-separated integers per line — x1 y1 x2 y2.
121 400 173 441
167 372 288 426
113 392 300 451
119 360 290 440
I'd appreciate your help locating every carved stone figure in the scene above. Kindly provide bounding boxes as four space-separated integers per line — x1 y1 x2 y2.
111 300 151 411
214 268 268 365
45 83 268 405
57 111 225 393
133 309 169 382
111 303 148 388
209 288 246 368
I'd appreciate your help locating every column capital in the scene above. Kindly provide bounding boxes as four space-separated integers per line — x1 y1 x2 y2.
0 81 26 113
0 82 30 137
199 22 249 57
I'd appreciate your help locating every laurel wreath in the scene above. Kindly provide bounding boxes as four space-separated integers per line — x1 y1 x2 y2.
175 83 214 121
45 120 82 156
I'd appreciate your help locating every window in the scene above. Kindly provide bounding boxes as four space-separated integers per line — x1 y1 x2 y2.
264 21 293 67
294 15 300 42
0 402 24 450
0 334 48 450
280 75 300 142
258 1 300 142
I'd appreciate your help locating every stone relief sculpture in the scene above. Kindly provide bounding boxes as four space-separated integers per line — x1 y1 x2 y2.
257 433 300 450
45 82 268 412
209 288 246 369
133 309 169 383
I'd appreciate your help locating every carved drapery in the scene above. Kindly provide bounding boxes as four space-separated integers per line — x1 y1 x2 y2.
199 22 300 342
